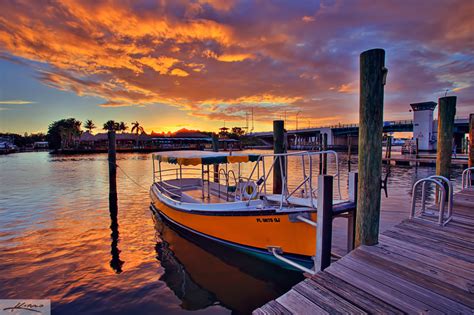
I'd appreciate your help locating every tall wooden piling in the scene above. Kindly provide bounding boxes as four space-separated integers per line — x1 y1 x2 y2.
108 130 117 208
469 114 474 168
273 120 286 194
436 96 456 179
356 48 386 247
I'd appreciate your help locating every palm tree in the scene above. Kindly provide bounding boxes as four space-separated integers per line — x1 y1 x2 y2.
103 120 119 131
131 121 144 147
84 120 96 133
119 122 128 133
58 119 82 149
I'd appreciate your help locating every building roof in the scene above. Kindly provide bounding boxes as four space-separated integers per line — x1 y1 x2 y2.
78 132 151 141
410 101 437 111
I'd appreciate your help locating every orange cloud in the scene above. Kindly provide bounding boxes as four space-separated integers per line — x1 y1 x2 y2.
217 53 254 62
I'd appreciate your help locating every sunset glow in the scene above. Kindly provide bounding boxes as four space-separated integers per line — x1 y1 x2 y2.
0 0 473 133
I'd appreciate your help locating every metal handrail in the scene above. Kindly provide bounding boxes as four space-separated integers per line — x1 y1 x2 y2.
411 177 447 226
462 167 474 189
426 175 453 222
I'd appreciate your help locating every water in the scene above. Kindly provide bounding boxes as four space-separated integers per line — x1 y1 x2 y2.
0 151 465 314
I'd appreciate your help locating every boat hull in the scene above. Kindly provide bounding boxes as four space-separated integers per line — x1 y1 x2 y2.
150 188 317 262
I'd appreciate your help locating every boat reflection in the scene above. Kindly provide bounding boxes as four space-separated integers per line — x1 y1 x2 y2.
152 210 303 314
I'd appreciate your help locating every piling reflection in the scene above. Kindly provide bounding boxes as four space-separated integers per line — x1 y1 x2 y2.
152 212 303 314
109 199 124 274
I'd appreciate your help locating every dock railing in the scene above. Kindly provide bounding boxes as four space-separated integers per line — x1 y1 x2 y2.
411 176 453 226
462 167 474 189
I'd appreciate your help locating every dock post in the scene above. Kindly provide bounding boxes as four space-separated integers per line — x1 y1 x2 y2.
212 134 219 183
108 130 117 209
347 172 358 251
356 48 386 247
108 130 122 273
347 135 352 172
469 114 474 169
436 96 456 179
315 175 333 272
273 120 286 194
322 133 328 174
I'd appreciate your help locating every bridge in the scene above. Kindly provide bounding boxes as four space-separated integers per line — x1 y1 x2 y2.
251 118 469 150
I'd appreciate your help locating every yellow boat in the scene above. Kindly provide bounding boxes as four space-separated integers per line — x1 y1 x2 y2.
150 150 353 272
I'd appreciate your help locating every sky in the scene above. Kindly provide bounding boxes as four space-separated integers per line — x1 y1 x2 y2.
0 0 473 134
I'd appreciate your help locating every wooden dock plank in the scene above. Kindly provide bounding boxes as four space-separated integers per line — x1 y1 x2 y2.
373 235 474 279
351 248 474 308
311 273 404 314
401 218 473 241
396 220 474 248
252 300 291 315
341 253 473 313
254 188 474 314
326 260 443 314
378 234 474 274
383 229 474 262
358 243 474 292
276 289 330 314
293 279 367 314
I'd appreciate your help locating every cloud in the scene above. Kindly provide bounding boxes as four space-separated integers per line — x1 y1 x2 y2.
0 100 35 104
0 0 472 128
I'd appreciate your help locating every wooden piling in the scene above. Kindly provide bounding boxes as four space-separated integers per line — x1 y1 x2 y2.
436 96 456 179
347 135 352 172
319 133 323 174
108 130 117 207
315 175 333 272
469 114 474 168
273 120 286 194
356 48 386 247
322 133 328 174
212 134 219 183
347 172 358 251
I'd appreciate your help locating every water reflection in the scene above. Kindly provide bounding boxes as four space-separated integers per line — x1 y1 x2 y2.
153 212 303 314
109 198 124 274
0 151 466 315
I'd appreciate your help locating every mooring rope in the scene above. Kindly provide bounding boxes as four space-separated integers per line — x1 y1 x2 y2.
109 161 150 192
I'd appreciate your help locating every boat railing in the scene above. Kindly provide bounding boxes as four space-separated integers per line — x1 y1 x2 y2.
462 167 474 189
245 150 341 209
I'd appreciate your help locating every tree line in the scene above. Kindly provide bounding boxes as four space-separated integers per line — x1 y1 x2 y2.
47 118 145 150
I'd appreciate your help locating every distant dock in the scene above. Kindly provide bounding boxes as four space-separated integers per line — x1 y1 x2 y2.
382 154 469 167
254 188 474 314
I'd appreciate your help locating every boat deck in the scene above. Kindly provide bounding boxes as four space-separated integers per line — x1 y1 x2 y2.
183 189 230 204
254 188 474 314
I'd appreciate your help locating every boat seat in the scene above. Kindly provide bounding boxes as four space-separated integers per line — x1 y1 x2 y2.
264 194 347 208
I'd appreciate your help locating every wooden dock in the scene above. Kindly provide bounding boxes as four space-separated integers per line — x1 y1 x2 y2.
254 188 474 314
382 155 469 167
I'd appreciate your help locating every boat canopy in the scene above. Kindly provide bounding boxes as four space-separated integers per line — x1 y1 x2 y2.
154 150 260 166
